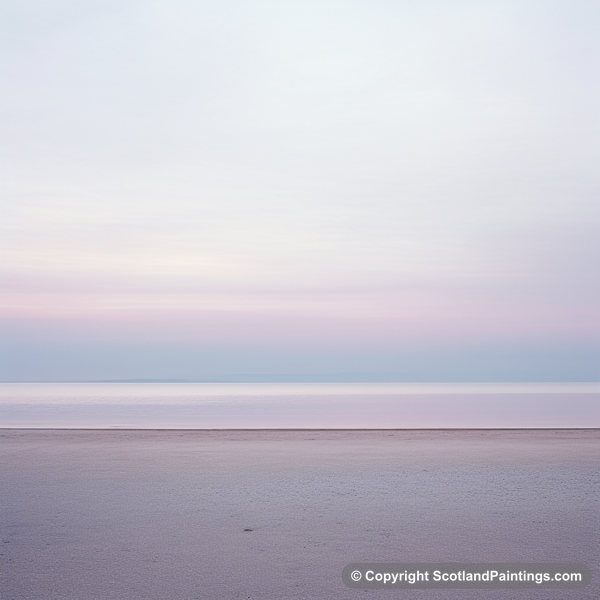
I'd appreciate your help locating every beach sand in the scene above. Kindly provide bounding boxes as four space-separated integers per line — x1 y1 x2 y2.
1 429 598 599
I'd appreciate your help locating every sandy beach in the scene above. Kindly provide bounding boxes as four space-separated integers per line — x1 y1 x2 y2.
1 429 598 599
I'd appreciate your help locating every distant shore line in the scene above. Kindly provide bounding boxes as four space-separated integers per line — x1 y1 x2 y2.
2 378 598 384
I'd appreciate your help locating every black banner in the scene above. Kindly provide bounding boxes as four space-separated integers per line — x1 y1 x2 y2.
342 563 591 589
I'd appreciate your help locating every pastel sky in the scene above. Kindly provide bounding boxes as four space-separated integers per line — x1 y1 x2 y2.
1 0 598 381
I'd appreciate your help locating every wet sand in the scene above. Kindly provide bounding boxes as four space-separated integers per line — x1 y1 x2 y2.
1 429 598 599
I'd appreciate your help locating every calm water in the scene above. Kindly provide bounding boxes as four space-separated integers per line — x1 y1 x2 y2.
1 382 598 428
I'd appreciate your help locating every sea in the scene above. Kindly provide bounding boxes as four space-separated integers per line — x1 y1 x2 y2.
1 382 598 428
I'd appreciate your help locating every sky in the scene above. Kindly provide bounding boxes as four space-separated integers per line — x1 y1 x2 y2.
1 0 598 381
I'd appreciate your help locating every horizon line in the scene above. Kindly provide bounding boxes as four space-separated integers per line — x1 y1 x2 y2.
1 378 598 384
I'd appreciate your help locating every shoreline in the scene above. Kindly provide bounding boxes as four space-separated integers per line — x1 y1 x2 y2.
3 428 598 599
2 426 599 430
